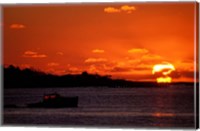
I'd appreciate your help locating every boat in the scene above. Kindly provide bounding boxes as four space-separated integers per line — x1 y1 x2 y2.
27 93 78 108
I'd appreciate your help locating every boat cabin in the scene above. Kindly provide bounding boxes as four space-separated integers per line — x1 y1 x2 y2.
43 93 60 101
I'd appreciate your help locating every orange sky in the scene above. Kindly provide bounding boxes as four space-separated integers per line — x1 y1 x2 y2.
2 2 198 82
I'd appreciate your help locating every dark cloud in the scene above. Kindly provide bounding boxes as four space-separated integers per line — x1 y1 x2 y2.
171 70 198 79
133 67 151 71
109 67 131 72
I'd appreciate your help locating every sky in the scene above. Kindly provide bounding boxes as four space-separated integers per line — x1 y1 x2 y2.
2 2 198 82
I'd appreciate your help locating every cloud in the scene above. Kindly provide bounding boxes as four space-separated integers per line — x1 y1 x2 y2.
174 61 194 72
121 5 136 13
128 48 149 54
10 24 26 29
47 62 59 66
24 51 37 55
46 64 82 75
133 63 152 71
127 48 163 65
23 51 47 58
46 68 66 75
104 5 136 14
143 54 162 59
85 58 107 63
66 66 82 74
104 7 121 13
68 67 79 72
127 59 141 64
92 49 105 53
133 67 151 71
20 64 31 69
110 67 131 72
171 70 198 79
88 65 100 73
108 62 152 73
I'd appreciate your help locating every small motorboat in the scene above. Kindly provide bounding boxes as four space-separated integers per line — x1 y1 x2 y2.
27 93 78 108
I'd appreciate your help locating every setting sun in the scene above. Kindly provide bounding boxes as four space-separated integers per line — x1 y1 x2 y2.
152 62 175 83
156 76 172 83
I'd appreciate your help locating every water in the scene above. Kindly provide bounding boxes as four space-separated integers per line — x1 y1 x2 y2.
3 86 195 128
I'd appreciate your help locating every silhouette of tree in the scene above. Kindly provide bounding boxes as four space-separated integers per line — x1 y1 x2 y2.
4 64 192 88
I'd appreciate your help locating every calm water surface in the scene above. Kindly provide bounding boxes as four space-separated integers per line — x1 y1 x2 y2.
3 86 195 128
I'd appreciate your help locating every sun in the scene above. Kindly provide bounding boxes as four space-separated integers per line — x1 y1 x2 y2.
156 76 172 83
152 62 175 83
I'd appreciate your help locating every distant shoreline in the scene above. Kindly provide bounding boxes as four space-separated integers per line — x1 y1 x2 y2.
4 65 197 89
4 82 196 89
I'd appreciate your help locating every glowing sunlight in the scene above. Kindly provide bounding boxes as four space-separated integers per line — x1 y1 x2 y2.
152 62 175 83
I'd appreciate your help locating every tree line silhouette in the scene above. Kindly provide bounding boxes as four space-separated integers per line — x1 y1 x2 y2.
4 65 159 88
3 65 194 88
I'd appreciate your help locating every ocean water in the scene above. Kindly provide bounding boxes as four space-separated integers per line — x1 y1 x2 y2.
3 86 195 128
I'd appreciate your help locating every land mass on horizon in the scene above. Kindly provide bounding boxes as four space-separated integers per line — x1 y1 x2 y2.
4 65 194 88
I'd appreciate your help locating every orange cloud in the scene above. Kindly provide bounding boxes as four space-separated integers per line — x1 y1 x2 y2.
46 64 82 75
65 66 82 74
104 5 136 14
47 62 59 66
68 67 79 72
88 65 99 73
127 59 141 64
141 54 163 62
127 48 164 66
110 66 131 73
23 51 47 58
128 48 149 54
121 5 136 13
46 68 66 75
20 64 31 69
85 58 107 63
10 24 26 29
92 49 105 53
24 51 37 55
104 7 121 13
174 60 194 72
